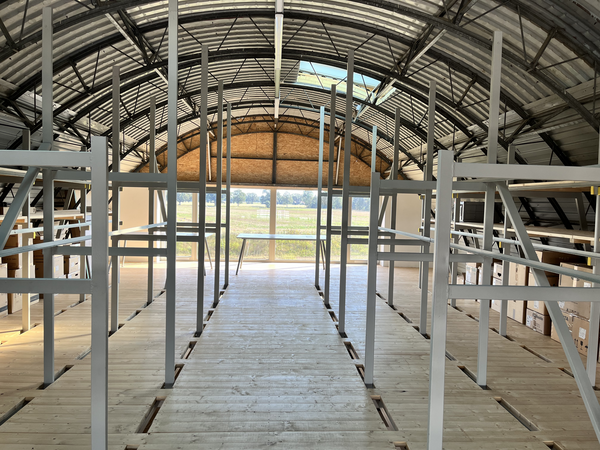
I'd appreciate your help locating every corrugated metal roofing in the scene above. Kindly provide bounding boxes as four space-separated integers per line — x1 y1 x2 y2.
0 0 599 184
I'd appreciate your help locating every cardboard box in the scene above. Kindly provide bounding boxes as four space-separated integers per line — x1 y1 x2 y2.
528 298 549 316
8 293 39 314
8 293 22 314
526 308 552 335
0 263 7 278
557 265 592 318
509 264 529 286
528 273 559 287
67 271 80 279
493 262 503 280
7 268 22 278
2 253 23 270
0 293 7 317
508 300 526 323
536 250 583 266
465 263 479 285
64 255 79 273
35 255 64 278
551 312 596 357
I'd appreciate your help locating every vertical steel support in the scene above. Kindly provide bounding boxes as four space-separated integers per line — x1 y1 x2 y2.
449 197 459 309
364 171 380 388
42 8 55 386
497 182 600 441
147 97 156 305
79 187 87 304
90 136 109 450
419 81 435 336
42 7 53 146
324 85 336 308
315 106 325 289
500 145 515 337
21 129 32 332
196 44 208 336
477 31 502 387
110 65 120 334
42 169 54 386
387 110 400 307
426 150 454 450
224 103 232 289
338 49 353 338
587 137 600 386
213 81 223 308
164 0 178 387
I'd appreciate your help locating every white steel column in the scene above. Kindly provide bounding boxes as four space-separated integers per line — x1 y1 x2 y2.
364 163 380 388
164 0 178 387
224 103 232 288
419 80 435 336
213 81 223 308
587 136 600 385
499 145 515 336
21 129 31 332
196 45 208 336
110 65 120 334
324 85 336 308
338 50 353 338
147 97 156 305
41 6 55 386
315 106 325 289
426 150 454 450
90 136 109 450
477 31 502 387
449 197 459 309
387 110 400 307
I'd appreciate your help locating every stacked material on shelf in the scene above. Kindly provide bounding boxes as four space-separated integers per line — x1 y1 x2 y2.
507 263 528 324
63 255 80 279
525 251 584 336
552 263 598 357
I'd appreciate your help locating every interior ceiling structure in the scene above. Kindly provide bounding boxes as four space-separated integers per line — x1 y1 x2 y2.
0 1 599 193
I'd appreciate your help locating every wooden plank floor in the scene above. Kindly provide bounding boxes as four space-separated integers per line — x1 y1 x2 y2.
0 262 598 449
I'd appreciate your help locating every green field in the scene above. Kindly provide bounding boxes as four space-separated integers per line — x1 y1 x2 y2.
176 200 370 261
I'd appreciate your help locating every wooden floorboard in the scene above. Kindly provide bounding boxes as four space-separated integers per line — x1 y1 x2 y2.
0 262 598 449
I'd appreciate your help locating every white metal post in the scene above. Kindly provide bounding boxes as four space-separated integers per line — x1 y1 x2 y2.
477 31 503 388
449 197 459 309
42 8 55 382
387 110 400 307
213 81 223 308
499 144 515 336
224 103 232 288
196 44 208 336
324 85 336 308
315 106 325 289
364 171 380 388
164 0 178 387
338 49 353 338
426 150 454 450
148 97 156 305
21 129 31 332
419 80 435 336
110 65 120 334
91 136 109 450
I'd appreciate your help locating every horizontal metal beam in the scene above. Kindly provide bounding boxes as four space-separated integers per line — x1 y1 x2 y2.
450 285 600 302
0 278 92 294
0 150 92 167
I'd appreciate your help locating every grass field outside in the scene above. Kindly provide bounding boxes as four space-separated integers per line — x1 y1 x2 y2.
176 196 370 262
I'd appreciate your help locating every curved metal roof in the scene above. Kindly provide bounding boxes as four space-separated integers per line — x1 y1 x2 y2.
0 0 599 185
